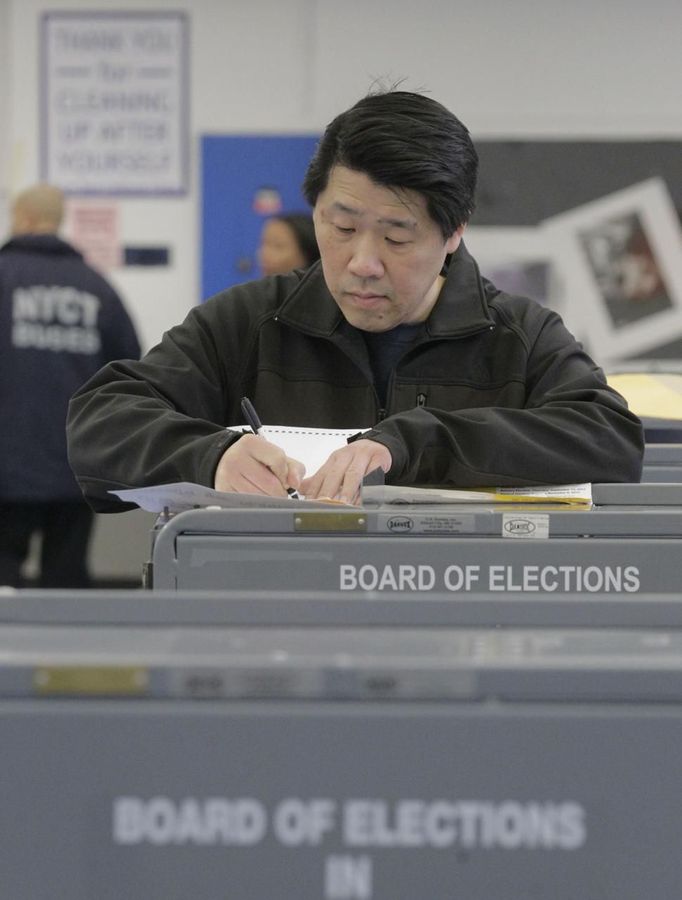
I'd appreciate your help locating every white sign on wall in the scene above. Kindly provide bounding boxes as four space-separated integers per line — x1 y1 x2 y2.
41 11 189 195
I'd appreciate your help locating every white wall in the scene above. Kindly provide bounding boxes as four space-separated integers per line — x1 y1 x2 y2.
0 0 10 233
313 0 682 138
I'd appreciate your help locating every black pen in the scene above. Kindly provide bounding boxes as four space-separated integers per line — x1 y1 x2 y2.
240 396 302 499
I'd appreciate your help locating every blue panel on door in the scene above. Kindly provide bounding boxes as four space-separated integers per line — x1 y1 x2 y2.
201 134 319 299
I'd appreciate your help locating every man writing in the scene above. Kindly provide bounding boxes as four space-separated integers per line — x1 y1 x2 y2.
67 91 643 510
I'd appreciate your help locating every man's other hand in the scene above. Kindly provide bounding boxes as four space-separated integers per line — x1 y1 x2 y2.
300 439 392 505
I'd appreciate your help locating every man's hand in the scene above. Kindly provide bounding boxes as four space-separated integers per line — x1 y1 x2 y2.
214 434 305 496
300 439 392 505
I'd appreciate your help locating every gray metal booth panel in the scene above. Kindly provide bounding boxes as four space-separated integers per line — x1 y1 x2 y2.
642 443 682 482
150 485 682 593
3 590 682 900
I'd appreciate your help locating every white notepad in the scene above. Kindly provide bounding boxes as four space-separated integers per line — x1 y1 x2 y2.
234 424 365 476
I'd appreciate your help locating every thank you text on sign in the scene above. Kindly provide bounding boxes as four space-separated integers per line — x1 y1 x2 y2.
41 12 188 194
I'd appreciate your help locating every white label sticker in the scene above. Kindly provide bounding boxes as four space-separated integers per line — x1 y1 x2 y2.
501 513 549 539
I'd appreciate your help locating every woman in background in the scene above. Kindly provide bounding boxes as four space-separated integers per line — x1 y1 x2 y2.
257 212 320 275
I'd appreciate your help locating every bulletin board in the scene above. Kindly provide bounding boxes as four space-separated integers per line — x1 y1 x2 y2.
200 135 319 299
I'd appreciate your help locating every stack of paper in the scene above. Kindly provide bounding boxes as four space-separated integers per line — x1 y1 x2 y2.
361 483 593 506
112 481 593 513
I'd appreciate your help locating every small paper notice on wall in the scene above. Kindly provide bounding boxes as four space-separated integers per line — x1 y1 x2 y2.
65 200 122 272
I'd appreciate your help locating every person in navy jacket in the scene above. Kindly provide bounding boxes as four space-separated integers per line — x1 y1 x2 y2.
0 183 141 587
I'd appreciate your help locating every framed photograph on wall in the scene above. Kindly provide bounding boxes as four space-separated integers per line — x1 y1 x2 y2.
542 178 682 364
464 226 558 311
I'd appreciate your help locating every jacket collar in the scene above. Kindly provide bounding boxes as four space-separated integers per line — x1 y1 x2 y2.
426 242 495 336
275 241 494 338
0 234 83 258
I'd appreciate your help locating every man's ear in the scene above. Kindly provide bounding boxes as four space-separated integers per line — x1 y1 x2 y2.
444 224 466 255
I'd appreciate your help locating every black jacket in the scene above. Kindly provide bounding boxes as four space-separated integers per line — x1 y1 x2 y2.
0 234 141 501
67 244 644 511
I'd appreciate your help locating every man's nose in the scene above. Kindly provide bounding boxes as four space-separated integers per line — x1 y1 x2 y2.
348 236 384 279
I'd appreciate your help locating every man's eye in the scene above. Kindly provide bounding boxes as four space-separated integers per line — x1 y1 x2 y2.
335 226 354 234
386 238 409 246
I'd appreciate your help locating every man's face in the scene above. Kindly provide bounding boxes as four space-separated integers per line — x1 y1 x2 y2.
313 166 463 332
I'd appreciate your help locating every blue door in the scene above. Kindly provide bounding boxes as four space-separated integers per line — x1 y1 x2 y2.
201 134 320 299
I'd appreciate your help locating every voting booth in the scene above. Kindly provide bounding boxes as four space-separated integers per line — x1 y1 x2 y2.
641 443 682 481
148 483 682 594
2 588 682 899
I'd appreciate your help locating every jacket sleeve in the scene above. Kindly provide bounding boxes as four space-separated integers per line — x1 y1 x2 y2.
363 307 645 487
67 302 241 512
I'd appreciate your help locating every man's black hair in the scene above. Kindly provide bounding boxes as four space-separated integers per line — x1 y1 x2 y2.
303 90 478 239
